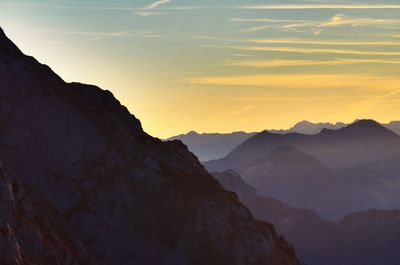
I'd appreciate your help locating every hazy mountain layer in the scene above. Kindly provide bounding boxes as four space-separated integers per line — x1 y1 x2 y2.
170 120 400 162
205 123 400 219
205 119 400 172
213 170 400 265
167 131 257 161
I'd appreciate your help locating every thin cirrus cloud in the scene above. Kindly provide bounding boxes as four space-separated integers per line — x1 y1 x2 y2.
319 15 400 27
240 4 400 10
239 14 400 33
186 74 400 92
19 29 164 41
136 0 173 16
225 59 400 68
146 0 172 9
204 44 400 56
249 39 400 46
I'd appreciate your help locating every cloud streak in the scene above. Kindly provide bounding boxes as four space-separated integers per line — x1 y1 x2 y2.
146 0 171 9
240 4 400 10
205 44 400 56
249 39 400 46
239 14 400 33
225 59 400 68
23 29 164 40
186 74 400 91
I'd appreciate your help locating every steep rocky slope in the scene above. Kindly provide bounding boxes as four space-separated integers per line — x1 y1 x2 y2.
0 160 94 265
0 27 300 265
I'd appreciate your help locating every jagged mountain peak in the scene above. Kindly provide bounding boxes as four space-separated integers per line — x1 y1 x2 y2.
0 27 21 53
0 27 300 265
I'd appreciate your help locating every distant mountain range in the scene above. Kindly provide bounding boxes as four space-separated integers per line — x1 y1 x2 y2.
0 27 301 265
268 120 347 135
168 120 400 161
167 131 257 161
213 170 400 265
206 120 400 220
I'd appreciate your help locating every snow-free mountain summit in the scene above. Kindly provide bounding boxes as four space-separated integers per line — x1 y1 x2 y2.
0 27 300 265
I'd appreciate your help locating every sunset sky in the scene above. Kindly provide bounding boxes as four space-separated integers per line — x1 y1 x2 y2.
1 0 399 138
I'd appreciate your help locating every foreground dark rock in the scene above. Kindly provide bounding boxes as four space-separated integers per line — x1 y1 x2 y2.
0 27 300 265
0 161 94 265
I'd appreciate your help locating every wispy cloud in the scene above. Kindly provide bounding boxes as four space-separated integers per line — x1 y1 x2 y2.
24 29 163 40
239 14 400 33
205 44 400 56
147 0 171 9
138 1 201 16
319 14 400 27
186 74 400 91
240 4 400 10
250 38 400 46
225 59 400 68
230 18 309 23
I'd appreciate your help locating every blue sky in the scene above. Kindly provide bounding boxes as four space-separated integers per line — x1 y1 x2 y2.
1 0 399 137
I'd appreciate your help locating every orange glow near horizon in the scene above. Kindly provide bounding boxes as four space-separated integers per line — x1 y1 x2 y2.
1 1 399 138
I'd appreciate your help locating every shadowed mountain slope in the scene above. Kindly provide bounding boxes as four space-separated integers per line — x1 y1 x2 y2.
240 146 347 219
0 160 95 265
0 27 300 265
212 170 400 265
210 141 400 220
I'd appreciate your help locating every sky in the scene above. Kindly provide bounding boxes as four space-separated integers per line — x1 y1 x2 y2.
0 0 399 138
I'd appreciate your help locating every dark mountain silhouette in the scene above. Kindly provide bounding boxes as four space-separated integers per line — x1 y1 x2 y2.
213 170 400 265
0 27 301 265
0 161 95 264
167 131 257 161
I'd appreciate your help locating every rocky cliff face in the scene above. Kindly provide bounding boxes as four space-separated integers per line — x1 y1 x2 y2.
0 160 94 265
0 27 300 265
